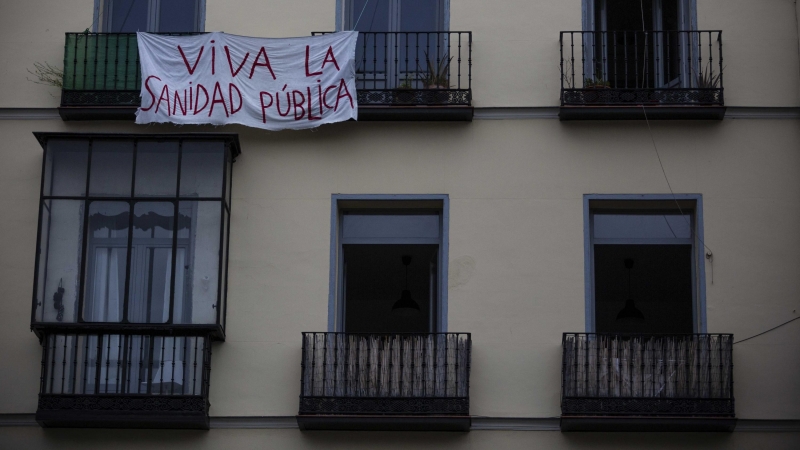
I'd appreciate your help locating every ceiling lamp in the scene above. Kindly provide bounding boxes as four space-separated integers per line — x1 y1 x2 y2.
616 258 645 321
392 255 420 317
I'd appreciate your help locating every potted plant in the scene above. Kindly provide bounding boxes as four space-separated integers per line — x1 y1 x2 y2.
393 74 417 105
582 76 611 103
689 62 723 104
583 76 611 89
418 51 453 103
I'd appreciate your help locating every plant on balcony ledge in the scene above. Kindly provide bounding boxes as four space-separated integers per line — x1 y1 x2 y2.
419 52 453 104
583 76 611 89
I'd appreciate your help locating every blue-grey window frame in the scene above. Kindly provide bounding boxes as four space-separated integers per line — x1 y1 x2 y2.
583 194 707 333
335 0 450 31
328 194 450 332
93 0 207 32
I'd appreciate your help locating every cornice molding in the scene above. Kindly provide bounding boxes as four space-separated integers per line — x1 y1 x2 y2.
474 106 800 120
1 414 799 431
1 106 799 121
0 108 60 120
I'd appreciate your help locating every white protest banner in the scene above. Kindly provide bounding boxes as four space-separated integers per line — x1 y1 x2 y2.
135 31 357 130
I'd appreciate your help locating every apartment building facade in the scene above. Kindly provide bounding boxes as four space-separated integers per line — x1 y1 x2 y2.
0 0 799 448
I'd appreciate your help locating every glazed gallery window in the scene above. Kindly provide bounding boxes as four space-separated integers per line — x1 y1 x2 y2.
33 136 234 327
588 199 703 334
333 201 447 333
98 0 205 32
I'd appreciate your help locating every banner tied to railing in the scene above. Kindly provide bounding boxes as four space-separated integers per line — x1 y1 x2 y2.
135 31 358 130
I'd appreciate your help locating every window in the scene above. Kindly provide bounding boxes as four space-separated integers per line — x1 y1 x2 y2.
585 197 705 334
97 0 205 32
583 0 697 89
32 134 237 336
343 1 449 90
330 196 449 333
344 0 447 32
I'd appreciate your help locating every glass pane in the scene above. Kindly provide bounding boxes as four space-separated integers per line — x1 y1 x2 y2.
175 201 221 324
225 147 233 207
35 200 84 323
44 139 88 197
158 0 198 32
180 141 225 198
593 214 692 240
400 0 440 31
83 202 130 322
124 334 152 393
89 140 133 197
351 0 389 31
128 202 175 324
219 207 229 329
150 336 188 395
98 334 125 393
342 214 440 239
108 0 149 32
135 141 179 197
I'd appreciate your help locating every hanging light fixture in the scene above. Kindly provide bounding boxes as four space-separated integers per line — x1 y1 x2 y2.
616 258 645 321
392 255 420 317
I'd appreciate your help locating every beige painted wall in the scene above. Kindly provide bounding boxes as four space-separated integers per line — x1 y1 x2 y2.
1 0 799 107
1 427 800 450
0 118 798 421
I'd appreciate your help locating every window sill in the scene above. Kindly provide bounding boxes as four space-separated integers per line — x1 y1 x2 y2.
296 415 471 431
558 105 727 120
560 415 737 432
36 394 209 429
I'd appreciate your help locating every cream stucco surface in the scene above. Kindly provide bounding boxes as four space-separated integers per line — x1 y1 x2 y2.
1 0 799 107
1 427 800 450
0 0 799 447
0 118 798 420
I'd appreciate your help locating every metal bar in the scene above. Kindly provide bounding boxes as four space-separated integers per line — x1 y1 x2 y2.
76 139 94 323
94 334 103 394
168 140 183 325
159 336 165 394
121 140 138 323
192 336 199 395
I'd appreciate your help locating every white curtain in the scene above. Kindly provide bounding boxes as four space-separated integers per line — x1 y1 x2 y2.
89 247 124 322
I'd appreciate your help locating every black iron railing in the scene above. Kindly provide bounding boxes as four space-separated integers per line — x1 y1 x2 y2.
561 333 734 417
299 332 471 415
313 32 472 106
61 33 198 107
39 332 211 398
559 31 723 106
62 32 472 108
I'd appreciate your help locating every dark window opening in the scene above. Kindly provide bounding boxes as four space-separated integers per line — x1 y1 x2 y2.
337 208 444 333
590 202 699 334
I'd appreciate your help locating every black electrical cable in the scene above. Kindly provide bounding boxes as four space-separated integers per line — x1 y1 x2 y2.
733 316 800 344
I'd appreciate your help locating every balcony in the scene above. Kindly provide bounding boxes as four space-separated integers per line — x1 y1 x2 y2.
36 332 211 429
59 33 185 120
296 332 471 431
59 32 472 121
561 333 735 431
559 31 725 120
312 31 473 121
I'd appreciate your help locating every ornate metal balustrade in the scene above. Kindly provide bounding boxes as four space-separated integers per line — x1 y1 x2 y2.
298 332 471 416
61 33 198 108
61 32 472 112
561 333 734 418
313 31 472 107
36 331 212 428
559 31 723 108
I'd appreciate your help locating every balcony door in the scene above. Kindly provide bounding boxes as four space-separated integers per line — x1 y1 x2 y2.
585 0 695 89
344 0 448 89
